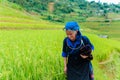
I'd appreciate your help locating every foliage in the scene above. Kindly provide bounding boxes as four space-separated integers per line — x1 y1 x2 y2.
0 1 120 80
0 30 120 80
6 0 120 22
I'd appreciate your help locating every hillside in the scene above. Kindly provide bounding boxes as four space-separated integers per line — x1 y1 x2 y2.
0 0 120 80
7 0 120 22
0 0 63 29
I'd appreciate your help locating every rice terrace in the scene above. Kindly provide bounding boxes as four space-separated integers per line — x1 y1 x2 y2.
0 0 120 80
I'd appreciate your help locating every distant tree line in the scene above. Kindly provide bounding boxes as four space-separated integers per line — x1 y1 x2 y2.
8 0 120 22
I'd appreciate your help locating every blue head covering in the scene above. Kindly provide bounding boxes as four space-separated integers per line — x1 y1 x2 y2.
64 21 82 54
64 21 80 31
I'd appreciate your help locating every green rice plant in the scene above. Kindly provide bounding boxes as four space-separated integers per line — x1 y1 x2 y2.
0 1 120 79
0 30 120 80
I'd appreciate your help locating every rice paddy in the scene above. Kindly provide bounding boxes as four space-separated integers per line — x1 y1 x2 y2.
0 0 120 80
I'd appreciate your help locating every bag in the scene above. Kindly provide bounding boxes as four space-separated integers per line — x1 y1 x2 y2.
79 44 93 60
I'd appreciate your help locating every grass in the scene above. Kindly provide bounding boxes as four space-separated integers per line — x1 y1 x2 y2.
86 16 105 21
80 21 120 41
0 30 120 80
0 0 120 40
86 13 120 21
0 0 120 80
108 13 120 19
0 30 65 80
0 1 63 29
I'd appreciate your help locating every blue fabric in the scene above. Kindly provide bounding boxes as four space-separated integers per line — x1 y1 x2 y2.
84 36 94 50
91 45 94 50
64 21 80 31
82 36 94 51
89 62 94 80
62 21 94 57
67 34 81 48
62 51 67 57
66 31 82 54
62 34 94 57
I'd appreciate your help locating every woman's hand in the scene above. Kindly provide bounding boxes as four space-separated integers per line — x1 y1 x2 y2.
80 54 88 59
64 66 67 74
63 57 67 74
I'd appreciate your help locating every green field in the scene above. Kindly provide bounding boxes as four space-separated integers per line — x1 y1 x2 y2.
80 21 120 41
0 30 64 80
0 30 120 80
0 1 120 40
0 1 63 29
0 0 120 80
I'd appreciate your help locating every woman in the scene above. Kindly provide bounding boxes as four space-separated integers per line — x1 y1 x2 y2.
62 21 94 80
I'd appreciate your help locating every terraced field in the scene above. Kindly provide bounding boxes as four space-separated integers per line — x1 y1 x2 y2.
0 0 120 80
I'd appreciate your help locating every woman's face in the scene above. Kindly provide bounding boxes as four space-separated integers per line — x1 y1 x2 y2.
66 30 77 41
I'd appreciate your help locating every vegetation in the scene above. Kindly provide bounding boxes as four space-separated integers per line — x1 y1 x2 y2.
80 21 120 41
0 30 120 80
6 0 120 22
0 1 120 40
0 1 63 29
0 0 120 80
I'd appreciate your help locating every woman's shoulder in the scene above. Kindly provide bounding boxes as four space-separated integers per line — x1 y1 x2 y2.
63 37 68 44
81 36 91 44
82 36 89 41
63 37 67 41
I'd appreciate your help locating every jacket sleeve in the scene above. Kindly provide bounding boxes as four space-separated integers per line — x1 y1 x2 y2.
62 38 68 57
